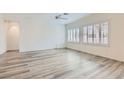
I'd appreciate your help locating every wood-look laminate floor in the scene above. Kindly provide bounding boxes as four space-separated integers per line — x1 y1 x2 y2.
0 48 124 79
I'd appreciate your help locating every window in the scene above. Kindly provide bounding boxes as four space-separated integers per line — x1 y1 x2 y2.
66 21 109 46
94 24 100 44
70 29 73 42
67 28 80 43
75 28 80 43
100 22 109 45
87 25 93 43
67 30 71 42
83 26 87 43
73 29 76 42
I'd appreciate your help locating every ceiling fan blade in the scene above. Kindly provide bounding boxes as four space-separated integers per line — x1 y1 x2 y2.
63 13 69 15
59 17 68 20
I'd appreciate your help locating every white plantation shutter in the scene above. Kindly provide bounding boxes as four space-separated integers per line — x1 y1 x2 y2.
83 26 88 43
70 29 73 42
101 22 109 45
76 28 79 43
94 24 100 44
73 29 76 42
88 25 93 43
67 30 70 42
66 21 109 46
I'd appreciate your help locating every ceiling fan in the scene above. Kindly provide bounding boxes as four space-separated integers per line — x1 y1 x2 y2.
55 13 69 20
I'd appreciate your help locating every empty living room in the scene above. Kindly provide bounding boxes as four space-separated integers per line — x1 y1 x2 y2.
0 13 124 79
1 1 124 93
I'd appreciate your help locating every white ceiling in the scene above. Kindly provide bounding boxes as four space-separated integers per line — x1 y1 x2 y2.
2 13 90 25
54 13 90 24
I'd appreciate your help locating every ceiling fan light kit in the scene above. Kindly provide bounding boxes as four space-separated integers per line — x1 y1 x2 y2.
55 13 69 20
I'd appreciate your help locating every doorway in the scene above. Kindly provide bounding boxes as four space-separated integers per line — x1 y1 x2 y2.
5 20 20 52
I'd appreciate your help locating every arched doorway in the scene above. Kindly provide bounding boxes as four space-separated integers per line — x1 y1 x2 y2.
5 20 20 52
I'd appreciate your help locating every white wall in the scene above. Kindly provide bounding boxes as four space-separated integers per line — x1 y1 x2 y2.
0 15 6 54
66 14 124 62
3 14 65 52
